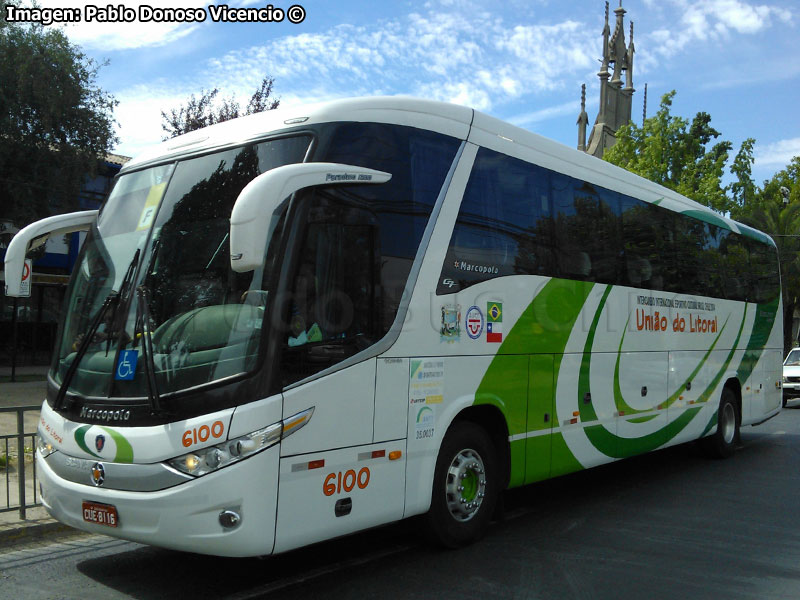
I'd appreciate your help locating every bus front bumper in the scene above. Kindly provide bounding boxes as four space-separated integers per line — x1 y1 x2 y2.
37 445 280 557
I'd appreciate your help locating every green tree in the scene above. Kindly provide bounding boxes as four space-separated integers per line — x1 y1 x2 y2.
161 76 280 139
760 156 800 208
728 137 757 219
741 157 800 352
604 91 737 213
0 4 118 227
604 89 800 352
740 199 800 354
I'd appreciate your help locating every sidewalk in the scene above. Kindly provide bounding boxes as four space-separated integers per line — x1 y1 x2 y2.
0 365 83 546
0 364 51 381
0 505 79 546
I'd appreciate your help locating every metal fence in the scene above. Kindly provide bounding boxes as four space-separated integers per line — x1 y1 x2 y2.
1 405 41 519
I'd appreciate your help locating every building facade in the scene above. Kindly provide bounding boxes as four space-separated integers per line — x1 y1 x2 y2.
0 154 129 367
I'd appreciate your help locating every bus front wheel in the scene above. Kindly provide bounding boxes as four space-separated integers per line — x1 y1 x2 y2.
425 421 499 548
701 388 739 459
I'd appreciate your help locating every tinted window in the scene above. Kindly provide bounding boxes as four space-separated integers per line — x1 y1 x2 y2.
554 178 620 283
719 232 749 301
620 198 676 290
748 240 780 303
438 148 554 294
282 124 460 385
435 147 778 303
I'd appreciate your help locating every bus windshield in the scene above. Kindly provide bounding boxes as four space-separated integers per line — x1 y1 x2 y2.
52 136 311 399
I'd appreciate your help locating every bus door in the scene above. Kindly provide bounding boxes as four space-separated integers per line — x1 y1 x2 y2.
667 351 715 446
557 353 618 470
272 193 407 553
752 349 782 418
274 359 406 554
525 354 554 482
614 351 669 457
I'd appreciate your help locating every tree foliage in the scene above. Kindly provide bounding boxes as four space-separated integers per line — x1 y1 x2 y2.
605 89 800 351
604 91 738 213
0 4 118 227
742 157 800 352
160 76 280 139
740 198 800 354
728 138 757 218
603 89 800 221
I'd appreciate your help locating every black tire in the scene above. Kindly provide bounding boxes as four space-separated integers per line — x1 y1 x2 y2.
424 421 499 548
700 388 739 459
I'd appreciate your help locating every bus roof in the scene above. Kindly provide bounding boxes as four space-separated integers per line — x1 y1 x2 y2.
122 96 474 172
123 95 768 245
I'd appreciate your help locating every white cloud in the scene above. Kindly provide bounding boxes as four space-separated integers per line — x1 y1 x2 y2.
755 137 800 168
36 0 216 50
111 85 188 156
508 97 598 128
646 0 793 59
705 0 791 33
201 6 599 118
35 0 791 155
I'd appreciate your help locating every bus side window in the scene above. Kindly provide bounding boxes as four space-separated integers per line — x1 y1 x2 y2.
566 180 621 284
747 239 780 304
280 123 462 387
720 234 749 301
620 198 676 291
281 196 380 385
437 148 554 294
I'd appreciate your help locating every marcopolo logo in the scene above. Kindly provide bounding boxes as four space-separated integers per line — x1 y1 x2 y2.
79 406 131 422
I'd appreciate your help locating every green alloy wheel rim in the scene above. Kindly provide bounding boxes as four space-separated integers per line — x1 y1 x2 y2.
445 448 486 522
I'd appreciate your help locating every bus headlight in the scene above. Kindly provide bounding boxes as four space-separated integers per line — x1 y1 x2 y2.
167 407 314 477
36 432 58 459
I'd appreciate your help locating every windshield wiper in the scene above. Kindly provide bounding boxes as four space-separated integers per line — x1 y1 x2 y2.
55 249 141 412
105 248 140 354
134 285 167 416
54 291 119 410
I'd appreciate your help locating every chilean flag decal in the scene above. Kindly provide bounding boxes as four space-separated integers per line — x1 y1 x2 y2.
487 302 503 343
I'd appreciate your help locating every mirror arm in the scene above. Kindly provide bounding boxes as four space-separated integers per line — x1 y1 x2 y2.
4 210 98 297
229 163 391 273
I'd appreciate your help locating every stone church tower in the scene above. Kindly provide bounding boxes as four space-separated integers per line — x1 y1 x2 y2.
578 1 635 158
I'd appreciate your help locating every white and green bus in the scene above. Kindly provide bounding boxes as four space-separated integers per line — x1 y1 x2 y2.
5 97 782 556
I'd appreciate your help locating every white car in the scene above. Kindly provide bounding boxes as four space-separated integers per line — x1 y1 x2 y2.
783 348 800 407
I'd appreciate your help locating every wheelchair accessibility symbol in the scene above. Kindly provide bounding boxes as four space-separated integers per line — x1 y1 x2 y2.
115 350 138 381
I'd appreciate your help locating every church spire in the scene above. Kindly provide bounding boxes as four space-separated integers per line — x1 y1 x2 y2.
600 1 610 76
577 84 589 151
578 0 637 158
625 20 635 92
609 1 627 87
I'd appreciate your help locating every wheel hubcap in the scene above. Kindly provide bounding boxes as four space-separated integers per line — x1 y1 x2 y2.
720 403 736 444
445 448 486 522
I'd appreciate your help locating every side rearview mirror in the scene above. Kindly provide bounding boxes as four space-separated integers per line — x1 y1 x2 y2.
229 162 391 273
4 210 98 297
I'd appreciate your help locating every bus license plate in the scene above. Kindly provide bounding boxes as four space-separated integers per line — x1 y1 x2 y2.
82 501 119 528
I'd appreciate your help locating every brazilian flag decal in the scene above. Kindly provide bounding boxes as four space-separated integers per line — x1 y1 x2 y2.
486 302 503 343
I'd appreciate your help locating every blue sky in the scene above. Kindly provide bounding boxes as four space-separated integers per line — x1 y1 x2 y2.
32 0 800 184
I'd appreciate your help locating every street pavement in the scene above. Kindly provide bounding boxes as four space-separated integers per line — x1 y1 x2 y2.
0 365 80 546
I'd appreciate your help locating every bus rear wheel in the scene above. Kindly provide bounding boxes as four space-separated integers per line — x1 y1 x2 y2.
700 388 739 459
425 422 498 548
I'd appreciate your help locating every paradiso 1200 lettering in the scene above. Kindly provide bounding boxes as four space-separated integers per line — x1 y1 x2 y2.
15 97 781 558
